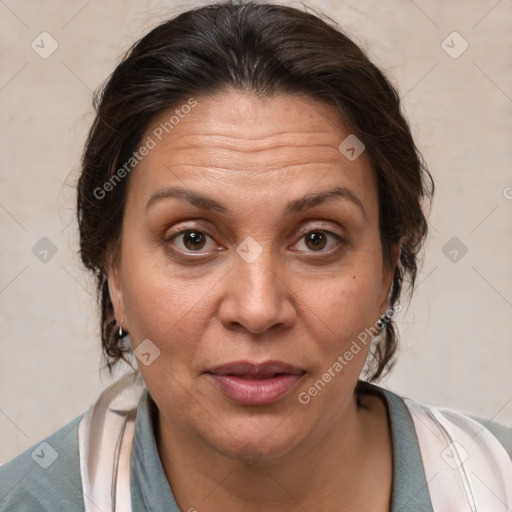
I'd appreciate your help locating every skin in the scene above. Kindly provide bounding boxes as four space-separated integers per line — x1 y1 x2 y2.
108 90 399 511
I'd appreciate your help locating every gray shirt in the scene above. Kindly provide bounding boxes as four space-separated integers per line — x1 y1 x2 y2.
1 382 510 511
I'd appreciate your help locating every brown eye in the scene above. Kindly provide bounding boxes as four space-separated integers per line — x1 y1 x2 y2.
167 229 217 253
293 229 344 254
182 230 206 250
304 232 328 251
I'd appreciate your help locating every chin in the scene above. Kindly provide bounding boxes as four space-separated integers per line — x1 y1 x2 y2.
211 431 305 467
196 409 312 467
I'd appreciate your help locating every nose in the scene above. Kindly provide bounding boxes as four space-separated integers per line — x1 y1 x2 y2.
217 247 297 335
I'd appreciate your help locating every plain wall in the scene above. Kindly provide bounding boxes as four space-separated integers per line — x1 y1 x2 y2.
1 0 511 463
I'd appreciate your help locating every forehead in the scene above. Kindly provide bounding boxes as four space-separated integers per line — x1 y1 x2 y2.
127 90 377 219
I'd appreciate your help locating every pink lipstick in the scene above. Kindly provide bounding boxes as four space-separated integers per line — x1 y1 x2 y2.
206 361 305 405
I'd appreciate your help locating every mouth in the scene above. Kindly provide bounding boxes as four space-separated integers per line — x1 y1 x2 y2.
205 361 306 406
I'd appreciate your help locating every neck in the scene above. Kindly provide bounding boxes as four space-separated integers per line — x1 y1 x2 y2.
154 391 384 512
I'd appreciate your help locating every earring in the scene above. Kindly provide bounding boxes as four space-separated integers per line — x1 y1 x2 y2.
118 318 125 338
377 316 386 329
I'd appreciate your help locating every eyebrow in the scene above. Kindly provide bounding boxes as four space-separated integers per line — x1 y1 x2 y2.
146 185 368 221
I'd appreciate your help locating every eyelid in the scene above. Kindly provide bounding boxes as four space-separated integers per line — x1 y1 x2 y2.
163 220 213 239
294 220 344 237
163 219 344 241
164 221 347 257
164 230 222 259
290 227 347 253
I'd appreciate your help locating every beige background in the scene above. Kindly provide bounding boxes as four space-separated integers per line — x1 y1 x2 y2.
1 0 511 463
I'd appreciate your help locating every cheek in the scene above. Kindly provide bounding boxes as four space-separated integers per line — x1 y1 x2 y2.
306 258 384 331
298 257 385 375
119 242 217 356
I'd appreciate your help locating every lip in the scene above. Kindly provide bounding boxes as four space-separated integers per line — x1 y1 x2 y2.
206 360 306 406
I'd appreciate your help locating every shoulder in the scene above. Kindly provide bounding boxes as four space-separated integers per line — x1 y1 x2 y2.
401 395 512 461
467 414 512 458
358 383 512 506
369 384 512 507
400 394 512 507
0 414 85 512
366 382 512 460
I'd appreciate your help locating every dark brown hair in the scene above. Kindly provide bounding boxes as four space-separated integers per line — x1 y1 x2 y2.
77 0 434 381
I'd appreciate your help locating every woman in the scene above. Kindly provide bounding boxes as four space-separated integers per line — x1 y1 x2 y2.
1 1 510 511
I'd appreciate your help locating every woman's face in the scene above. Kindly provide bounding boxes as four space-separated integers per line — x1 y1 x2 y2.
109 90 395 463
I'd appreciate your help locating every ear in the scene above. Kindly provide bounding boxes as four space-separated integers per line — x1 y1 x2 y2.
378 241 401 315
108 262 125 327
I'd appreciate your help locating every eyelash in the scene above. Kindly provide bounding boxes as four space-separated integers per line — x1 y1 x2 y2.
164 226 347 257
